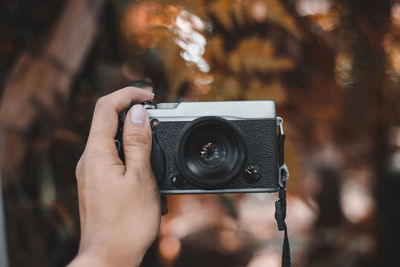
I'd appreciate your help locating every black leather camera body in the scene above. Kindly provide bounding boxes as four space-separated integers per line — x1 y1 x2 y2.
116 101 282 194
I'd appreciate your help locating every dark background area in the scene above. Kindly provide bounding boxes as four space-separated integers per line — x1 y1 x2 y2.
1 0 400 266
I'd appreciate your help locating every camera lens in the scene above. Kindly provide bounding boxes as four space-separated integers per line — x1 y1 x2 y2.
199 141 226 167
175 117 247 189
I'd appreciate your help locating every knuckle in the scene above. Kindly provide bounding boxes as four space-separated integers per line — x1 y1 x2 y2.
124 131 151 148
95 96 109 109
75 156 84 179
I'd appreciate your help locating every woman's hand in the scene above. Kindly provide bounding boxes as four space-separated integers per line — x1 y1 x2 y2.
69 87 160 267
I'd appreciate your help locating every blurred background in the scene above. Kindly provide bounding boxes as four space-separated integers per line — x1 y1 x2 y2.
1 0 400 266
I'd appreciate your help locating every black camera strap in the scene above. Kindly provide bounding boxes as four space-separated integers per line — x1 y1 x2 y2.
275 117 290 267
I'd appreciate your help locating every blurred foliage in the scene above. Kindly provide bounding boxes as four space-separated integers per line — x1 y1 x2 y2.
1 0 400 267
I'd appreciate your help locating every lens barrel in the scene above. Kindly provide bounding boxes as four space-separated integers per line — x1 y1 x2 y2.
175 117 247 189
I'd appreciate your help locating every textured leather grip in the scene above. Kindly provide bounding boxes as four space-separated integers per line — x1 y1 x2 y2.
150 133 166 184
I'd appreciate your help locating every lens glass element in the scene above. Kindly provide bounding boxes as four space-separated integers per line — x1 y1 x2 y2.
199 141 226 167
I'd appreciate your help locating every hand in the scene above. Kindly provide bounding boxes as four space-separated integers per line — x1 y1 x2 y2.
69 87 161 267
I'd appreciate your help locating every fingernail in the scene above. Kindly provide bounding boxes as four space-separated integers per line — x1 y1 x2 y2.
130 104 147 125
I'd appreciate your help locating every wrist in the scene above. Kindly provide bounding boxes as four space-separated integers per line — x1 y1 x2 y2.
68 251 108 267
69 242 144 267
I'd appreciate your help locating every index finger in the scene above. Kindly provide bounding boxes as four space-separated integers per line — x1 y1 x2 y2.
86 87 154 152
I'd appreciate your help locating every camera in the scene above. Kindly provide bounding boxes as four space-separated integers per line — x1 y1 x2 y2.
115 101 283 194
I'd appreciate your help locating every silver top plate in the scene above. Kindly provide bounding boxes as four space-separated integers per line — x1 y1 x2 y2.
147 101 276 121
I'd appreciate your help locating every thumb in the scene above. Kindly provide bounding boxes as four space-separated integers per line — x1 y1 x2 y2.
123 104 152 173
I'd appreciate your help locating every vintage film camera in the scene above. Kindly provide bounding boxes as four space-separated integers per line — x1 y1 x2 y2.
115 100 288 195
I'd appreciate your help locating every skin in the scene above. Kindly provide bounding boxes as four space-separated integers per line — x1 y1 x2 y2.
69 87 162 267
